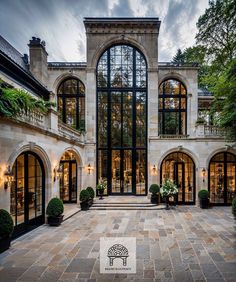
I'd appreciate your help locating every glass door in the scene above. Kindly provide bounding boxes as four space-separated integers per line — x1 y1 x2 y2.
60 161 77 203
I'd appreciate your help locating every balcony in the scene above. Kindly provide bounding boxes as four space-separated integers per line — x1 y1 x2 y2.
10 109 85 145
195 124 225 138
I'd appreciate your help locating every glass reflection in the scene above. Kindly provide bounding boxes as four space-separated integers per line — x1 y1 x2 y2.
209 153 236 204
159 79 187 135
161 152 195 203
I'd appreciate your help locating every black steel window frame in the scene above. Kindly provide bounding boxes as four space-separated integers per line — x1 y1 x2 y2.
96 44 148 196
59 159 77 203
160 152 196 205
208 152 236 206
57 77 85 130
11 151 45 238
159 79 187 135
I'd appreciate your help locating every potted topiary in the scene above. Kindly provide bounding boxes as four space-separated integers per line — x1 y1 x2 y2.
46 198 64 226
232 196 236 219
86 186 95 207
0 209 14 253
96 181 106 200
80 189 90 210
198 189 209 209
160 178 178 210
149 184 160 204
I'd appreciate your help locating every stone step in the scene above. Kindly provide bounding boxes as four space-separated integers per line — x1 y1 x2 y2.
93 203 155 207
90 204 166 210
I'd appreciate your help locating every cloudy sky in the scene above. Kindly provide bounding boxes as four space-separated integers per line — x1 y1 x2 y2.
0 0 209 62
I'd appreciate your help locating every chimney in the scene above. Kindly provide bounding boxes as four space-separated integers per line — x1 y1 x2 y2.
28 37 48 85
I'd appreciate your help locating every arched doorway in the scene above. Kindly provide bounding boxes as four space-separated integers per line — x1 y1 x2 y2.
161 152 195 204
10 151 45 237
59 151 77 203
209 152 236 205
96 44 147 195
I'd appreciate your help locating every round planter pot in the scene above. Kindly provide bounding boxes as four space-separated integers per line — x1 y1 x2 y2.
0 237 11 253
88 198 93 207
151 194 159 205
47 215 64 226
98 189 104 200
200 198 209 209
80 201 89 210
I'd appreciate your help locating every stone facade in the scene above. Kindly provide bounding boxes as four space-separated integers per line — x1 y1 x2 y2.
0 17 235 221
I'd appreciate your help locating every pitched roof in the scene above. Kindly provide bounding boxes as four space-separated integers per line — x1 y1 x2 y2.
0 35 29 72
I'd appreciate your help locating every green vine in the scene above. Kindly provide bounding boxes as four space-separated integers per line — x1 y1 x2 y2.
0 79 55 118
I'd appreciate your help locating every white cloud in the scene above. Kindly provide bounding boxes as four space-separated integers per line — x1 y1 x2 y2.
0 0 209 62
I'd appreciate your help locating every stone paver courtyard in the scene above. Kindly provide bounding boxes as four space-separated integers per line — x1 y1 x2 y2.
0 206 235 282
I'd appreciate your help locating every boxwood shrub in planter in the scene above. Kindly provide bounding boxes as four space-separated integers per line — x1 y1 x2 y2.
149 184 160 205
86 186 95 207
232 197 236 219
198 189 209 209
0 209 14 253
46 198 64 226
80 190 90 210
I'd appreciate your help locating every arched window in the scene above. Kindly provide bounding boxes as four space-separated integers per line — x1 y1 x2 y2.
209 152 236 205
97 44 147 195
159 79 187 135
161 152 195 204
57 78 85 130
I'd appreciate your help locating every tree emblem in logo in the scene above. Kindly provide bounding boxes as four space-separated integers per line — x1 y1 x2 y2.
107 244 129 266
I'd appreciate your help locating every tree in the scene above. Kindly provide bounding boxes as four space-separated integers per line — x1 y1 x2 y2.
196 0 236 69
172 48 185 63
210 59 236 142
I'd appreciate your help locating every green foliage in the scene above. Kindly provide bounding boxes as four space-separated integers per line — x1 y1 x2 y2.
46 198 64 217
198 189 209 199
86 186 95 199
210 59 236 142
232 197 236 215
160 178 178 197
80 189 90 202
96 180 106 190
172 49 185 63
149 184 160 194
0 79 55 118
196 0 236 68
0 209 14 239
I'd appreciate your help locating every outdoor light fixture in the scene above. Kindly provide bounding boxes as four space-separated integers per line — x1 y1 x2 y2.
202 168 206 182
4 165 14 189
152 164 157 174
53 165 63 182
88 163 92 175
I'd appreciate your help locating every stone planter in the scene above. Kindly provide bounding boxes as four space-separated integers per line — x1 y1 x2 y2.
199 198 209 209
47 215 64 226
151 194 159 205
80 201 89 210
0 237 11 253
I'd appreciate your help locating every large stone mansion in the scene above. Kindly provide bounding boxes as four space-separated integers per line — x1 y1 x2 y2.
0 18 235 236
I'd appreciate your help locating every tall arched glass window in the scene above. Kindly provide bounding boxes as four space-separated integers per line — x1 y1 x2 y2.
209 152 236 205
159 79 187 135
97 44 147 195
57 78 85 130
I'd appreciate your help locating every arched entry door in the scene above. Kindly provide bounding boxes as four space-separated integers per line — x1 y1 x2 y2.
96 44 147 195
59 151 77 203
209 152 236 205
10 152 45 237
161 152 195 204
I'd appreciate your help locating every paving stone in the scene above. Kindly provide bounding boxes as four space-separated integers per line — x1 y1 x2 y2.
65 258 96 273
17 265 47 281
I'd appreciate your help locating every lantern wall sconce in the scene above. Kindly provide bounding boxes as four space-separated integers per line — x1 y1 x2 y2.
4 165 14 189
53 165 63 182
152 164 157 175
202 168 206 182
88 163 93 175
